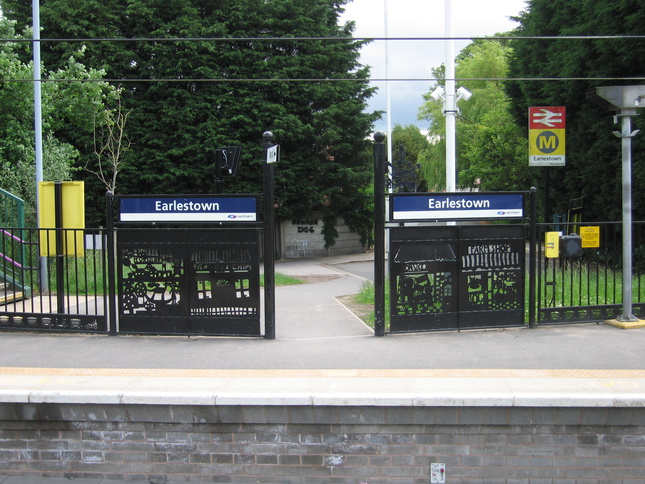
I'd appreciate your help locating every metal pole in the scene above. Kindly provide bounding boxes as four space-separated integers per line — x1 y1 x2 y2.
384 0 393 190
618 113 637 321
595 86 644 323
262 131 276 340
54 181 65 317
373 132 386 337
106 191 117 335
444 0 457 192
528 187 537 328
33 0 48 292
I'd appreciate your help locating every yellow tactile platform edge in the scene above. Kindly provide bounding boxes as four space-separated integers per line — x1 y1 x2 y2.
2 367 645 379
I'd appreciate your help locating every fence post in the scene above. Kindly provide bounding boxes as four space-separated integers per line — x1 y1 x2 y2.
528 187 537 329
373 132 386 337
106 191 117 335
54 181 66 317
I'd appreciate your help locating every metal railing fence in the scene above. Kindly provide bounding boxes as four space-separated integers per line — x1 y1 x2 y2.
2 222 645 333
535 221 645 324
0 227 108 333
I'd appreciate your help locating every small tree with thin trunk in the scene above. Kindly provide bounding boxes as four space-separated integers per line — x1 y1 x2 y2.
88 93 132 193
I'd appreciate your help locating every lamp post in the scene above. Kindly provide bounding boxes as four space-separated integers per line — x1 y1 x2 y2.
429 85 472 192
444 0 456 192
595 85 645 325
432 0 472 192
33 0 47 291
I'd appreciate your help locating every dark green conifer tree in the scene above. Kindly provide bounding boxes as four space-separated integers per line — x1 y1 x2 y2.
506 0 645 221
3 0 378 243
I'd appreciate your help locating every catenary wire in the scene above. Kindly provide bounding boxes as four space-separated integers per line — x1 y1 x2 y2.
2 34 642 83
1 77 644 83
2 35 645 43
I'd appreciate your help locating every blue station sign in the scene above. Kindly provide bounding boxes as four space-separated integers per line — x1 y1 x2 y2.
119 195 258 223
391 193 524 221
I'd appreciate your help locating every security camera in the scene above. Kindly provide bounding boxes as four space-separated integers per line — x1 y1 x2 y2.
430 86 445 102
457 86 472 101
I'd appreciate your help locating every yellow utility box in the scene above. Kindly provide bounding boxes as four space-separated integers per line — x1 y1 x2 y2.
38 181 85 257
545 231 560 258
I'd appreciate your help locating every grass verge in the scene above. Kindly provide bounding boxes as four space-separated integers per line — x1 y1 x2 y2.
261 273 306 286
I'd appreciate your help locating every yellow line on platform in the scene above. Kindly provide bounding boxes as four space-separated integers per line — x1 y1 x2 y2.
1 367 645 379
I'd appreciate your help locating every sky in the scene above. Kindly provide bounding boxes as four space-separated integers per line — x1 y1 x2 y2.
339 0 529 133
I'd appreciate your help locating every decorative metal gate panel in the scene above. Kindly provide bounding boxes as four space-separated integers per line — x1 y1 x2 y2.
117 228 261 336
389 225 525 333
390 226 459 332
457 225 525 329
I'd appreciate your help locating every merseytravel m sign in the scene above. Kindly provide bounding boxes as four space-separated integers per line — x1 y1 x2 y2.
529 106 566 167
119 195 257 223
391 193 524 221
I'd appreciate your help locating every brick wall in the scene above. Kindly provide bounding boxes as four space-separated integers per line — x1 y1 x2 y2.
0 403 644 482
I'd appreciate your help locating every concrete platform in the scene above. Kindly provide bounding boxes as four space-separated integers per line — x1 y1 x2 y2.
1 367 645 408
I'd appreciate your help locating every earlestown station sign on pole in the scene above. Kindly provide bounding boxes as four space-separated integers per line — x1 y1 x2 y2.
529 106 566 167
390 193 524 221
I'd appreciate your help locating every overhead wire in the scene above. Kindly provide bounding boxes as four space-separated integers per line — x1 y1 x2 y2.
0 34 643 84
2 34 645 43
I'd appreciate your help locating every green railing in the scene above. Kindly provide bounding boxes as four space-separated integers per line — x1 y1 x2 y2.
0 188 30 298
0 188 25 227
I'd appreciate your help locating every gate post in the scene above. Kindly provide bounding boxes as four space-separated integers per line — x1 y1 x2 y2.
528 187 537 329
54 182 66 317
105 191 117 335
373 132 386 337
263 131 276 340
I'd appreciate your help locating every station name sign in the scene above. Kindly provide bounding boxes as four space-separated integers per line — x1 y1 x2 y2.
119 195 257 223
391 193 524 221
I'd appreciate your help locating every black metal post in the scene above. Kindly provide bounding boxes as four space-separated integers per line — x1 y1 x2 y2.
543 167 549 224
214 150 223 195
528 187 537 329
54 181 65 317
373 132 386 337
263 131 276 340
106 191 117 335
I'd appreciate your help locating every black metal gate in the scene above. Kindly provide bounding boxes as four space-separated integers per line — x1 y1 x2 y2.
117 228 261 336
389 224 525 333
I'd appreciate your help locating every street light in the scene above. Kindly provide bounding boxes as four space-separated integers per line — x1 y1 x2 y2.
430 86 445 102
457 86 472 102
439 0 472 192
595 85 645 326
428 83 472 192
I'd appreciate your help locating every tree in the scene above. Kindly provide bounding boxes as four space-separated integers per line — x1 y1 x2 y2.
88 91 132 193
391 124 432 162
390 124 430 192
418 38 531 192
506 0 645 221
2 0 379 243
0 18 115 222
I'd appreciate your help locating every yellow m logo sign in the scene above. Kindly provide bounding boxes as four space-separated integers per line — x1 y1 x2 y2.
536 131 559 154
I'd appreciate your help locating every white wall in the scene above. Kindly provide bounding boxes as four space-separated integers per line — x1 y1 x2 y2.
280 213 366 258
